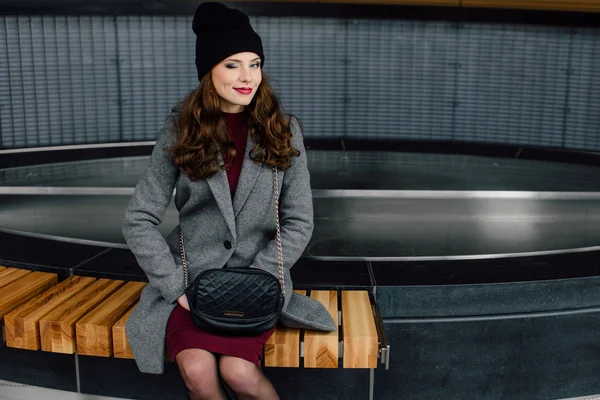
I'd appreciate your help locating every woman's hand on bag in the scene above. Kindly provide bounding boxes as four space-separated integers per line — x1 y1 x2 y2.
177 294 190 311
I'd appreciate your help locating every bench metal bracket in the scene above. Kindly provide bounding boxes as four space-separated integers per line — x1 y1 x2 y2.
370 294 390 370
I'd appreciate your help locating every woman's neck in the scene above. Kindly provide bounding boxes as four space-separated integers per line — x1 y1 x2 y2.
220 104 245 113
221 110 245 115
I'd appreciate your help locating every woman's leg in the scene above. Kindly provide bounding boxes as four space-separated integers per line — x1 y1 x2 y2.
219 355 279 400
176 348 227 400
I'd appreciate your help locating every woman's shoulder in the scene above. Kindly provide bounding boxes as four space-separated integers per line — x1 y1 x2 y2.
152 106 181 146
284 113 303 136
170 103 183 116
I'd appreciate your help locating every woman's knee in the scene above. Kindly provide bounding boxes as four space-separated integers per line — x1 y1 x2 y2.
219 356 263 395
176 349 220 396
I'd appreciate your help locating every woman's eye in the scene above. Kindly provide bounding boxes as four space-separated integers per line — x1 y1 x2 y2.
225 64 237 69
251 63 261 69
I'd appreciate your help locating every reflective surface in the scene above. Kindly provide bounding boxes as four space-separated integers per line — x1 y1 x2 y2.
0 380 126 400
1 193 599 259
2 151 600 191
1 151 600 259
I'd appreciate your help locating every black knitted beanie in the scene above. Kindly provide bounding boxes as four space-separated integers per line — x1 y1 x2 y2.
192 2 265 81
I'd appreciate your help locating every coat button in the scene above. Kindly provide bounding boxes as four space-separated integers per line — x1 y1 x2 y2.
224 241 232 250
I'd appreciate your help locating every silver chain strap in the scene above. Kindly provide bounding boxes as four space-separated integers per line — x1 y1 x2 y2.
272 166 285 294
180 230 189 290
180 166 285 295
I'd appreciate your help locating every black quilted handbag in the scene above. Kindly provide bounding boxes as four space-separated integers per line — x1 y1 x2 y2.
179 167 285 335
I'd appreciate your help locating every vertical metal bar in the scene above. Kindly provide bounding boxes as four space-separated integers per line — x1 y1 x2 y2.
2 16 12 148
17 16 27 147
561 27 575 149
74 352 81 393
386 345 390 370
65 16 75 145
343 19 349 141
28 16 40 147
367 260 376 296
114 16 124 142
369 368 375 400
450 21 461 142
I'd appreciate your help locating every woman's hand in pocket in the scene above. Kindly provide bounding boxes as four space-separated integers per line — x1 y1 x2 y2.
177 294 190 311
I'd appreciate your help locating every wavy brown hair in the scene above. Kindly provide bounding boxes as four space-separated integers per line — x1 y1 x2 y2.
168 73 300 181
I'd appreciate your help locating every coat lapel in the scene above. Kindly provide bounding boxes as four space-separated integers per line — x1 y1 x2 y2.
233 132 262 218
206 161 236 240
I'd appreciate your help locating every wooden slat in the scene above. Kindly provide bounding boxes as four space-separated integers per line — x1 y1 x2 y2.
0 272 58 323
4 276 96 350
112 306 136 359
76 281 146 357
0 268 32 289
231 0 598 11
39 279 125 354
227 0 317 2
341 291 378 368
205 0 600 10
321 0 458 5
462 0 600 12
264 290 305 368
0 266 5 272
304 290 339 368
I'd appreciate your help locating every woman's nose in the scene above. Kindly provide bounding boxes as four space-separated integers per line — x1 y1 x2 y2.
239 67 252 83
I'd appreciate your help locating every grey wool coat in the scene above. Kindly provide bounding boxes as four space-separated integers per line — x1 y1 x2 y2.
122 111 336 375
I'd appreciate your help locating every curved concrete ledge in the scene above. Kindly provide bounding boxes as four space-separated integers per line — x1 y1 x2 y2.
2 142 600 399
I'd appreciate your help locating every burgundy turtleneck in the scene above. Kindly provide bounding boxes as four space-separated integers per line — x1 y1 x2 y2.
222 111 248 196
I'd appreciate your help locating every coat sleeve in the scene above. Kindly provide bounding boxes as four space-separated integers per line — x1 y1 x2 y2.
250 117 314 276
122 114 183 304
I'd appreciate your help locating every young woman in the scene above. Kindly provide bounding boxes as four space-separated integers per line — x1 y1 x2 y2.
122 3 336 399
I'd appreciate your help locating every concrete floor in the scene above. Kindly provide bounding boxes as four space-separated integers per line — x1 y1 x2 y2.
1 380 599 400
0 380 129 400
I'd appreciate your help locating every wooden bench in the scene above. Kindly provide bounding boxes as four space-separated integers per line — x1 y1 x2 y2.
461 0 600 13
225 0 600 13
0 267 389 369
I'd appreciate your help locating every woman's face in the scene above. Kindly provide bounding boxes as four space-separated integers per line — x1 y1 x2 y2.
211 52 262 113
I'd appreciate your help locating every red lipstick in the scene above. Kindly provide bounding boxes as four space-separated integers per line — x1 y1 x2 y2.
234 88 253 95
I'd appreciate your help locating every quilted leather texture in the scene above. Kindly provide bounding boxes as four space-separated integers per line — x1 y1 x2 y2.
187 268 283 334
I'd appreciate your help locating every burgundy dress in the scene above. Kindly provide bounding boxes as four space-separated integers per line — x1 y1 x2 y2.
166 111 275 366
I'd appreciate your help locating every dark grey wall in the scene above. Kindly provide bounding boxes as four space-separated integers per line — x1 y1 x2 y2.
3 232 600 398
1 11 599 151
374 276 600 399
376 311 600 400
